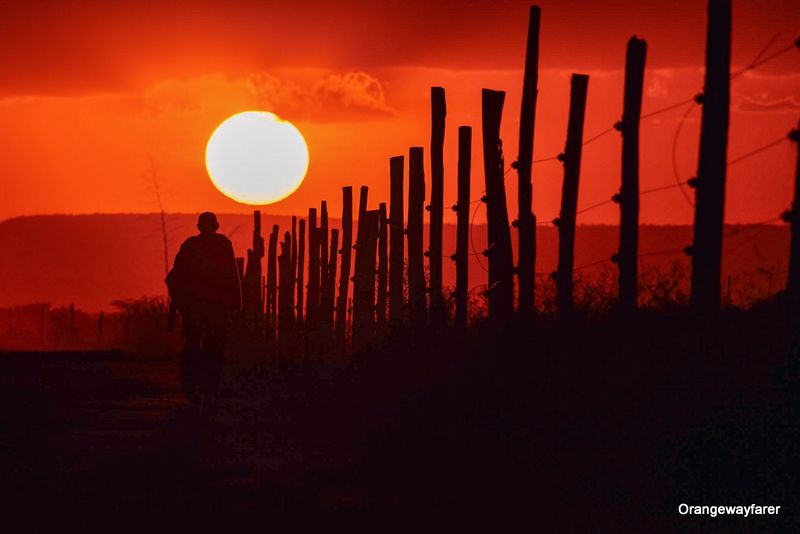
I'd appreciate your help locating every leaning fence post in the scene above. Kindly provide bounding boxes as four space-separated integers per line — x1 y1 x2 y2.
555 74 589 316
516 6 541 316
453 126 472 327
690 0 731 312
615 37 647 312
429 87 447 324
336 186 354 346
408 147 428 325
389 156 405 324
481 89 515 318
353 209 380 350
377 202 389 327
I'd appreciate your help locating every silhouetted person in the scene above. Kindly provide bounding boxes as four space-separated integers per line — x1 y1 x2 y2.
166 212 241 418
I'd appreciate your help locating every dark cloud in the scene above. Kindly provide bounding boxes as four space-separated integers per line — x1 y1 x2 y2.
248 71 393 121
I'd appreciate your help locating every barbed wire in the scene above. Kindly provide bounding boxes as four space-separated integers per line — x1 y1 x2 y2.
459 36 798 289
523 35 798 177
671 101 698 207
469 200 488 273
727 136 790 166
731 38 798 80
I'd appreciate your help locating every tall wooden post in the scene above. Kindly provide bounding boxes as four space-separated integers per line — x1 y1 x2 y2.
358 185 369 221
336 186 353 345
785 123 800 304
321 228 339 343
243 210 265 330
320 200 330 312
481 89 515 318
389 156 405 324
556 75 589 316
296 219 306 327
306 208 319 327
353 209 380 350
408 147 428 325
690 0 731 311
516 6 541 315
377 202 389 327
266 225 279 343
278 231 293 353
616 37 647 311
429 87 447 324
319 201 332 332
290 216 297 326
454 126 472 327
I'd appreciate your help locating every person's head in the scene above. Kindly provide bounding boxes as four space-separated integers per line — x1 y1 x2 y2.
197 212 220 234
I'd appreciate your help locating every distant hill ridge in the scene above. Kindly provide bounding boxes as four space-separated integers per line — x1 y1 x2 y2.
0 213 788 310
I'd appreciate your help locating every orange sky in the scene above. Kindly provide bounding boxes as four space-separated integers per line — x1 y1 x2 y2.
0 0 798 225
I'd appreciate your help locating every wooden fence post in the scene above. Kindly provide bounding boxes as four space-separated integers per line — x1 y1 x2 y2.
306 208 319 327
353 209 380 350
408 147 428 325
242 210 265 331
354 186 369 278
481 89 515 318
296 219 305 327
555 74 589 316
785 123 800 306
336 186 353 346
322 228 338 341
266 224 279 343
377 202 389 327
290 216 297 326
615 36 647 311
278 231 293 353
319 201 332 333
429 87 447 324
690 0 731 312
516 6 541 315
454 126 472 327
389 156 405 324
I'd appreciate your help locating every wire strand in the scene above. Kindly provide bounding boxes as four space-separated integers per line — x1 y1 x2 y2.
727 136 789 166
671 102 698 207
469 200 488 273
731 40 798 80
576 198 615 215
641 97 696 120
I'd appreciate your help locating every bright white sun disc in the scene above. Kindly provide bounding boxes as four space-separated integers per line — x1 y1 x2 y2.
205 111 309 205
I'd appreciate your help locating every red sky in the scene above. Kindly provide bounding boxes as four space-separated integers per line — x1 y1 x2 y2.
0 0 798 225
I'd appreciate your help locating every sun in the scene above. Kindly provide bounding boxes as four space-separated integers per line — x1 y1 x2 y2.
205 111 309 205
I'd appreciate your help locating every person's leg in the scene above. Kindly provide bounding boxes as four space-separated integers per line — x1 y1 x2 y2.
180 315 204 408
197 317 227 418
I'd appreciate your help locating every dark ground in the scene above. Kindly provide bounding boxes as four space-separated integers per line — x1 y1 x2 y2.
1 302 799 530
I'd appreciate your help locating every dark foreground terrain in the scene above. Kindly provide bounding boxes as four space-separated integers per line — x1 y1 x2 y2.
1 302 799 530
